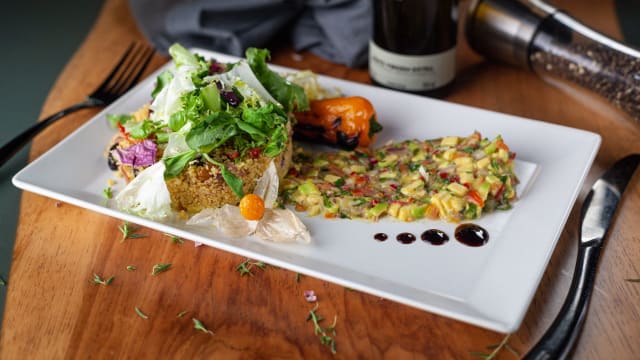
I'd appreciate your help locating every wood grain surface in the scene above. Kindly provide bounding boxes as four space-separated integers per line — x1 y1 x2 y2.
1 0 639 358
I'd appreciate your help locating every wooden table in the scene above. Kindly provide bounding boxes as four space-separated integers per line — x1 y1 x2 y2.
2 0 639 358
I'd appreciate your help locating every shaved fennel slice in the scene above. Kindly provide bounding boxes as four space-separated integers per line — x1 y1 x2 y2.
253 161 279 209
114 161 173 220
205 61 280 107
186 205 257 238
254 208 311 244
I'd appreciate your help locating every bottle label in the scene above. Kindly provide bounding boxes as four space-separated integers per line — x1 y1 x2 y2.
369 40 456 92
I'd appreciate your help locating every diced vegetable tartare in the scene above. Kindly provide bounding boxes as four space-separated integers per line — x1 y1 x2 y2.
280 132 518 223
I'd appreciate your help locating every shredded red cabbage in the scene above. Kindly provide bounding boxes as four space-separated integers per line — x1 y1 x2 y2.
113 140 157 167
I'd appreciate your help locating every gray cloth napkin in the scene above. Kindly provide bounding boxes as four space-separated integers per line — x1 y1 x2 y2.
128 0 371 68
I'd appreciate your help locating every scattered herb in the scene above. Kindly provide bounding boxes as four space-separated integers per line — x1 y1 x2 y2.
165 233 184 244
118 221 147 242
92 273 114 286
296 273 302 283
126 265 137 271
306 302 337 354
235 259 267 276
0 276 6 287
625 278 640 282
102 187 113 199
469 334 519 359
193 318 213 334
151 263 172 275
135 306 149 319
177 310 189 318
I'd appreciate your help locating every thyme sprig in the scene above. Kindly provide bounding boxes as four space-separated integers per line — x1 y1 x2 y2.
135 306 149 319
306 302 337 354
236 259 267 276
151 263 172 275
92 273 114 286
118 221 147 242
469 334 519 359
193 318 214 335
165 233 184 244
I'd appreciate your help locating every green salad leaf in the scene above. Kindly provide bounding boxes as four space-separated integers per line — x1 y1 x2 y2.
164 150 198 178
246 47 309 112
151 70 174 99
186 112 238 153
125 119 155 139
107 114 133 129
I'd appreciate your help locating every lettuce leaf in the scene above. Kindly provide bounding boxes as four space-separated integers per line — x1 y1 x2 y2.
114 161 173 220
245 48 309 112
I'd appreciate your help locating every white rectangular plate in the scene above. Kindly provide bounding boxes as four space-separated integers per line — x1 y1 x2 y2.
13 49 600 333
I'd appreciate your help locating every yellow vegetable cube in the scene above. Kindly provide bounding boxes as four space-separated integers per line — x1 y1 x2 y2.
447 182 469 196
440 136 460 147
476 157 490 169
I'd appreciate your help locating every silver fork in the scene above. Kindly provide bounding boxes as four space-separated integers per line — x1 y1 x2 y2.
0 42 155 168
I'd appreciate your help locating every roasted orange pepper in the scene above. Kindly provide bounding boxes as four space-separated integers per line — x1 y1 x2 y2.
293 96 383 150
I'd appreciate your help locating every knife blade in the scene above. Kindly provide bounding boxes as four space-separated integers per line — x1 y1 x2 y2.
524 154 640 360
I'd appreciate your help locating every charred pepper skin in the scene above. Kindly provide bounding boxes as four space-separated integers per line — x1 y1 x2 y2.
293 96 382 149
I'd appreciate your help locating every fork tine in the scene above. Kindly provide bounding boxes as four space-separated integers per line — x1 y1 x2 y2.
109 45 155 97
101 43 145 96
91 43 136 96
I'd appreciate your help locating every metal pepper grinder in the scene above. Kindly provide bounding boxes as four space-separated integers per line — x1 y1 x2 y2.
465 0 640 123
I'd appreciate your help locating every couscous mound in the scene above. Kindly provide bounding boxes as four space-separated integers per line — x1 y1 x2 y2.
165 135 293 213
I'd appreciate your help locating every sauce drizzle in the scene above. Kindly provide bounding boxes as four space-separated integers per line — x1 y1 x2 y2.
396 232 416 244
454 223 489 247
374 233 388 242
421 229 449 245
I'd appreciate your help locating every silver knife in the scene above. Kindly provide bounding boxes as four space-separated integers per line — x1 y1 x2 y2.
524 154 640 360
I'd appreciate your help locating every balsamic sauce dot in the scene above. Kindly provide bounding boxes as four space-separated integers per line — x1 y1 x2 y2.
396 232 416 244
421 229 449 245
454 223 489 247
374 233 388 242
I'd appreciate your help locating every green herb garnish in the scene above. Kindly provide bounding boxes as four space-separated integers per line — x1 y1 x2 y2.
126 265 137 271
235 259 267 276
102 187 113 199
165 233 184 244
118 221 147 242
93 273 114 286
193 318 213 334
333 178 345 187
0 276 6 287
177 310 189 318
469 334 519 359
135 306 149 319
626 278 640 282
306 302 337 354
151 263 172 275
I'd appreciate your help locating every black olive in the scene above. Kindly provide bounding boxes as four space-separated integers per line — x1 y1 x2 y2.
107 143 119 170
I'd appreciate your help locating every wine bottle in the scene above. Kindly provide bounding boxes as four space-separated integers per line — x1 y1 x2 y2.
369 0 458 97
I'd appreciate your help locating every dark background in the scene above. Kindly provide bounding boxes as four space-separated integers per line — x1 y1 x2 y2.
0 0 638 331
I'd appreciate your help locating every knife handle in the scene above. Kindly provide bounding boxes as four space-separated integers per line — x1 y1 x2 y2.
524 244 601 360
